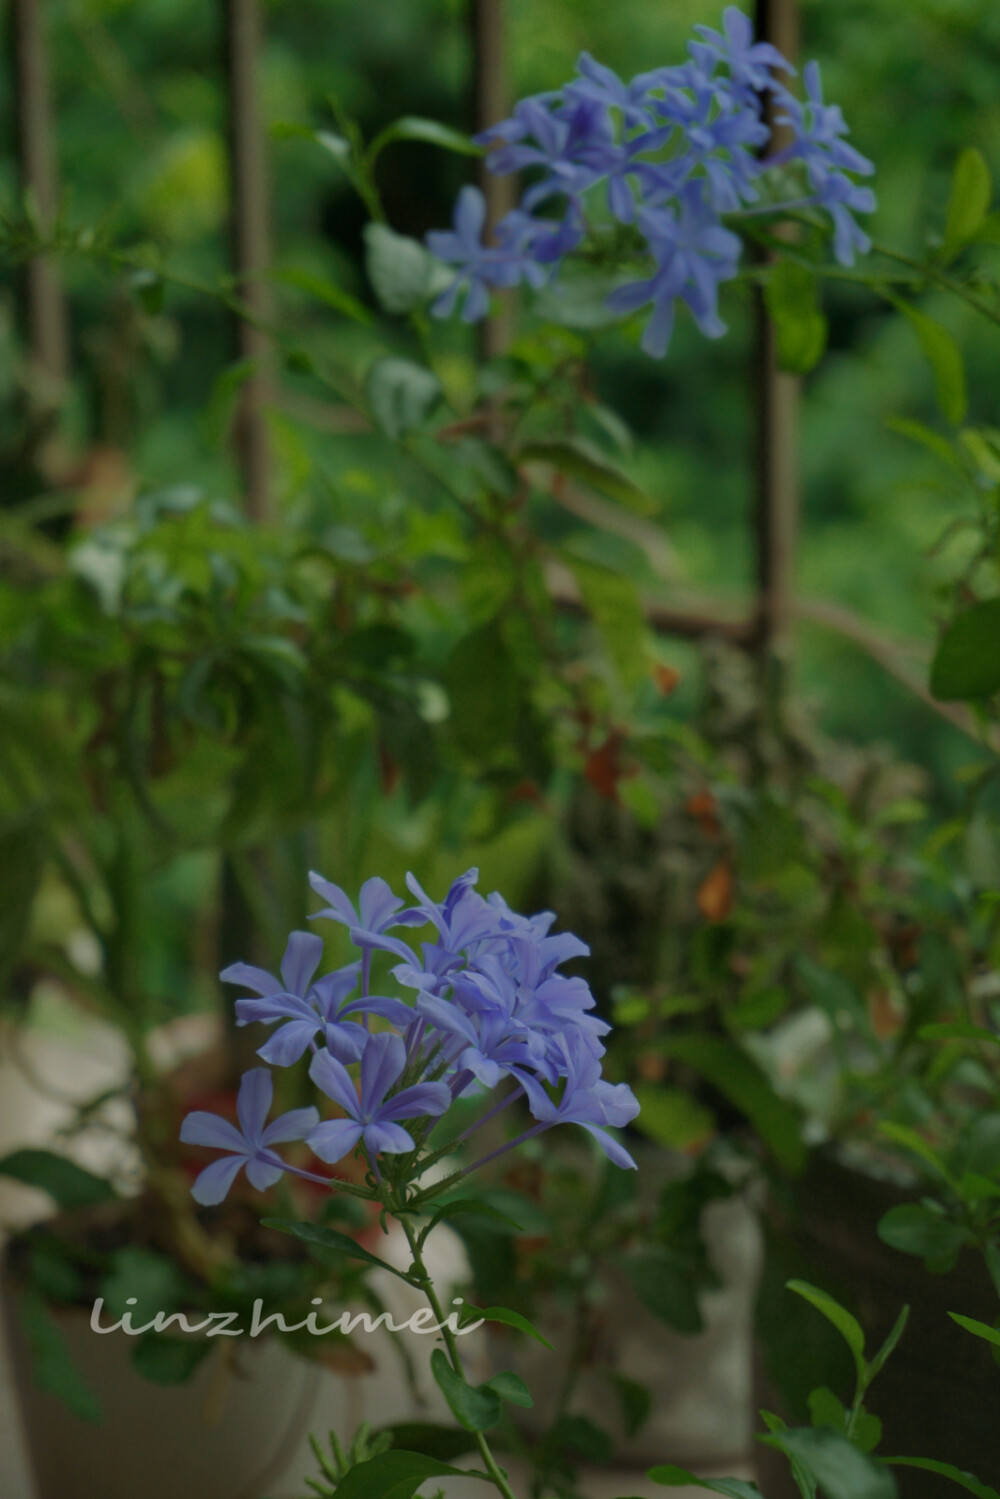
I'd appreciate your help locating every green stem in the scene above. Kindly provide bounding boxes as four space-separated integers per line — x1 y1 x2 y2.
399 1216 519 1499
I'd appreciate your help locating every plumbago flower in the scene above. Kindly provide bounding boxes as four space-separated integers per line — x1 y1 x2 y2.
182 867 639 1203
180 871 640 1499
424 5 875 355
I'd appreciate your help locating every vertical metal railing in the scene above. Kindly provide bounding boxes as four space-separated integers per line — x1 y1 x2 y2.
10 0 68 383
223 0 273 520
470 0 514 359
753 0 800 663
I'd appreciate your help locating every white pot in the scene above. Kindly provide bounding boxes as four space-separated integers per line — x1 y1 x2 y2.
3 1291 323 1499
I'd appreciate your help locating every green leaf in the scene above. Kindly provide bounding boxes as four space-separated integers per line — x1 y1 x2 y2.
129 268 165 314
261 1219 411 1282
131 1335 212 1385
787 1281 865 1382
877 1122 954 1185
101 1247 185 1321
568 557 648 691
17 1290 103 1423
423 1198 524 1238
884 416 960 470
892 299 967 426
917 1022 1000 1045
364 223 436 314
867 1304 910 1383
483 1369 533 1408
759 1427 897 1499
648 1464 762 1499
623 1249 704 1333
876 1204 969 1259
549 1413 615 1463
430 1348 502 1432
943 148 993 262
331 1450 490 1499
479 1305 554 1349
200 358 256 448
273 266 372 325
516 436 654 513
610 1373 652 1438
930 600 1000 701
960 427 1000 482
443 623 521 759
885 1460 998 1499
0 1150 117 1210
765 261 828 374
371 1425 478 1463
808 1386 848 1432
632 1085 715 1151
948 1311 1000 1349
657 1034 805 1175
368 117 481 165
367 357 442 441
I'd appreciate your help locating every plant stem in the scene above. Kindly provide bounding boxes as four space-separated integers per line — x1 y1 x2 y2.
400 1215 519 1499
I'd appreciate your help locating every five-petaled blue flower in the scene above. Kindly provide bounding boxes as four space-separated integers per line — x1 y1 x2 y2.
180 1068 319 1205
308 1032 452 1163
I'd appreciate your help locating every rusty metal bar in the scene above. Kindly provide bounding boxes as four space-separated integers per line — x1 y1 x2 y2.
753 0 800 660
10 0 69 382
471 0 515 359
223 0 272 520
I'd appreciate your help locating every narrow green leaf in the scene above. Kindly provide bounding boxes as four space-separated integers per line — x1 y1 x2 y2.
131 1335 212 1385
200 358 256 448
930 600 1000 702
623 1250 704 1334
884 416 960 470
764 261 828 374
423 1198 524 1237
786 1281 866 1382
867 1304 910 1383
877 1122 954 1184
332 1450 491 1499
0 1150 117 1210
943 148 993 262
517 436 654 513
948 1311 1000 1349
479 1305 554 1349
632 1084 715 1151
568 557 648 691
885 1458 999 1499
657 1034 805 1175
17 1290 103 1423
648 1464 762 1498
273 266 372 325
430 1348 502 1432
917 1022 1000 1044
892 299 967 426
484 1369 533 1408
261 1219 412 1282
368 117 481 165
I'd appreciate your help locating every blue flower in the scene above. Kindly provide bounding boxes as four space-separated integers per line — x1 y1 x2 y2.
514 1035 640 1170
690 5 793 97
180 1068 318 1205
563 52 661 132
606 184 742 356
426 187 526 322
309 871 423 944
308 1032 451 1163
773 62 875 265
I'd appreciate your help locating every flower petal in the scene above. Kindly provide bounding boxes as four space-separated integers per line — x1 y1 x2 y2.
236 1067 274 1145
308 1118 364 1164
191 1154 246 1205
180 1112 248 1153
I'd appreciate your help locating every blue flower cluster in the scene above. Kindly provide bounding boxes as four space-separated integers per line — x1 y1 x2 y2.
181 870 640 1204
425 6 875 356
